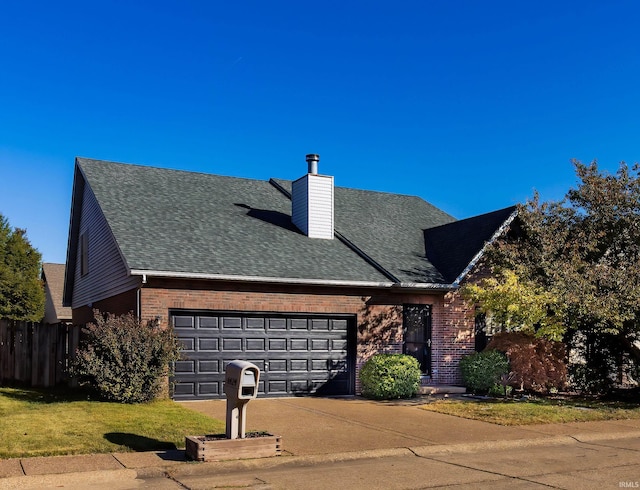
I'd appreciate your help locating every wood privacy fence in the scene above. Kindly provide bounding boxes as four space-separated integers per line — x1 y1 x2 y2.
0 320 81 387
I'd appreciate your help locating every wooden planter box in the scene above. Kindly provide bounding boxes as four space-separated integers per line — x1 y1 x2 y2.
185 433 282 462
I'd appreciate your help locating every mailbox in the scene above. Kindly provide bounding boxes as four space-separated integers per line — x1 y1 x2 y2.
224 360 260 400
224 360 260 439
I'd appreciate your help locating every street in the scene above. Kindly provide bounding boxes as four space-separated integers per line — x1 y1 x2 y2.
158 434 640 489
6 433 635 490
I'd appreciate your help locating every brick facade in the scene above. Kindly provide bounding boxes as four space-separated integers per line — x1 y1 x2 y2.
133 278 475 387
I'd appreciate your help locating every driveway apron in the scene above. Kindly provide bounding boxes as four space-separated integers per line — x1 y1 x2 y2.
181 397 548 456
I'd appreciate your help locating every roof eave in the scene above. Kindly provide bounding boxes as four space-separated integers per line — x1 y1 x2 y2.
62 159 85 307
129 269 455 291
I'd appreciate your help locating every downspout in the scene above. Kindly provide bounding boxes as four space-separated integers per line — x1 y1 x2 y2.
136 274 147 321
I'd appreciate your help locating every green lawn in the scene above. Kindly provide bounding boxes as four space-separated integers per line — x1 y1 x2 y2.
420 397 640 425
0 387 224 458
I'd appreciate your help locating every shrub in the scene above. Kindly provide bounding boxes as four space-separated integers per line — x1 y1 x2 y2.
487 332 567 393
459 350 509 394
567 331 636 394
569 363 614 395
71 311 181 403
359 354 421 399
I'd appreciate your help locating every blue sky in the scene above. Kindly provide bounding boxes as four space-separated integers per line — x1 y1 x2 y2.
1 1 639 264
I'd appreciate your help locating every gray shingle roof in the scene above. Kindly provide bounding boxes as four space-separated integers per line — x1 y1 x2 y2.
270 179 456 283
74 158 512 286
77 159 390 283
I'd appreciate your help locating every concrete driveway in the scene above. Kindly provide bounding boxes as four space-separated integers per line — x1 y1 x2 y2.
181 396 640 457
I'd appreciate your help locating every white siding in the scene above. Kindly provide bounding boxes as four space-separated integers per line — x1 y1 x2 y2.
291 174 334 240
292 177 309 235
71 185 140 309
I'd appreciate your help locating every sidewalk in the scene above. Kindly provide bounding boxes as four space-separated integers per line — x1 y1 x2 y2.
1 397 640 488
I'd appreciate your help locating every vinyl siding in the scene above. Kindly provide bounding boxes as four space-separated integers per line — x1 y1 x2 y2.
307 174 334 239
291 174 334 240
291 176 309 235
71 183 140 309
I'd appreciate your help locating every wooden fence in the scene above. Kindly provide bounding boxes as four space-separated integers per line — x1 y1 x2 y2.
0 320 81 388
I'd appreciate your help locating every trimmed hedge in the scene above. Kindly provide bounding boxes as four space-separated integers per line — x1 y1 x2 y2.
359 354 421 399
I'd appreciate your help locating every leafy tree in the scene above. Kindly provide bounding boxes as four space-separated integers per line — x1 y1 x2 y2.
0 213 45 321
464 269 563 340
465 160 640 388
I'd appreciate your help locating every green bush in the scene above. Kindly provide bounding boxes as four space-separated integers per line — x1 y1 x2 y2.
71 311 181 403
459 350 509 394
359 354 421 399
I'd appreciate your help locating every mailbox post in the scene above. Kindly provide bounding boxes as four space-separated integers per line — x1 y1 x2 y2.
224 360 260 439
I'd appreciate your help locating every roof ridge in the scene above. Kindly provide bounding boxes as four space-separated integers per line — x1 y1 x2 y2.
270 176 452 205
77 157 271 185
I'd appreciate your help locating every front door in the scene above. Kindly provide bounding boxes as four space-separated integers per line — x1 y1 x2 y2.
403 304 432 375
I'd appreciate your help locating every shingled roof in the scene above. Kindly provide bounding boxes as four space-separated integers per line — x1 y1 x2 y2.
424 206 517 283
68 158 515 289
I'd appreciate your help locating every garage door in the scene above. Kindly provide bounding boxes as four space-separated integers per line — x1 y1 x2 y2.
171 311 356 400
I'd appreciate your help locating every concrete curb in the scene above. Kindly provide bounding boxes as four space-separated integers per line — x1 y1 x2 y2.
408 430 640 457
2 430 639 485
160 430 640 478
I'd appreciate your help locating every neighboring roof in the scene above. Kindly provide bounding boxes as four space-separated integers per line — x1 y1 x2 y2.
42 263 72 322
66 157 516 291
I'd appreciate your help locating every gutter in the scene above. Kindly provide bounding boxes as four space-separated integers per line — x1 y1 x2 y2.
129 269 455 292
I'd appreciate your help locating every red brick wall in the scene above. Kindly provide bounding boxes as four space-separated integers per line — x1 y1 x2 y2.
136 279 475 387
71 278 476 388
432 290 475 384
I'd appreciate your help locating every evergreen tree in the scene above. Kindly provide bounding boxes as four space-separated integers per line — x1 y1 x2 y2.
0 213 45 321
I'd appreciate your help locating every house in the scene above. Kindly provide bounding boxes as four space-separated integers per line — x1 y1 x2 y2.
42 263 72 325
63 155 516 400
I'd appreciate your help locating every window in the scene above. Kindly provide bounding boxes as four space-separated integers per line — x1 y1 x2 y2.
474 311 500 352
80 232 89 276
474 313 488 352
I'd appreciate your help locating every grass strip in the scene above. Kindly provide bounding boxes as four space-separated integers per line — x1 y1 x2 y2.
419 397 640 426
0 387 224 458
